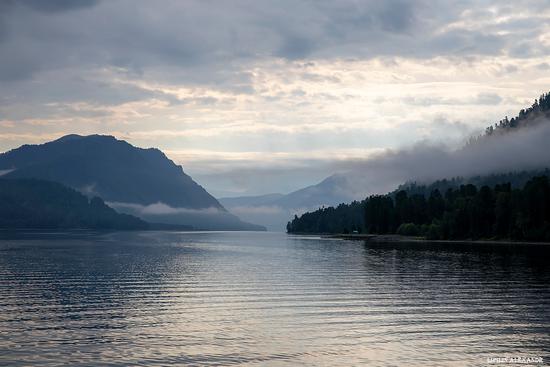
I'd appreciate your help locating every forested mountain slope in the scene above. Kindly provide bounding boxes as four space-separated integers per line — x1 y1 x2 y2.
287 92 550 241
0 178 147 230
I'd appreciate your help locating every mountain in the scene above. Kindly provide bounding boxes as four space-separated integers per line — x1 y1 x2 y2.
220 175 351 209
0 134 221 208
0 178 147 230
219 175 354 231
224 91 550 231
0 135 265 231
272 174 353 208
286 92 550 238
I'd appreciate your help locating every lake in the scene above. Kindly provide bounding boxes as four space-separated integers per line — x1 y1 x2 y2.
0 231 549 366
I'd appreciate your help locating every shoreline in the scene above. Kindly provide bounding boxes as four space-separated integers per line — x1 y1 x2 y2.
321 233 550 246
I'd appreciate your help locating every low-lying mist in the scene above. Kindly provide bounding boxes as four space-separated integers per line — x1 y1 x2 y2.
222 118 550 231
108 202 223 216
338 117 550 199
107 201 265 231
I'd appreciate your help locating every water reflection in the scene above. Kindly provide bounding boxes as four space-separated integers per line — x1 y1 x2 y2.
0 232 549 366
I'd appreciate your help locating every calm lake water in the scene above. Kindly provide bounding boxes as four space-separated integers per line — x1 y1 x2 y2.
0 231 549 366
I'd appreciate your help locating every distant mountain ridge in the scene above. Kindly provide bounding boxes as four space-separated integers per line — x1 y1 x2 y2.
223 91 550 231
220 175 351 210
0 135 265 231
219 175 353 231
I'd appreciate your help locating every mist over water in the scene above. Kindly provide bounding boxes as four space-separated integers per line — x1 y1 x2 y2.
1 231 549 366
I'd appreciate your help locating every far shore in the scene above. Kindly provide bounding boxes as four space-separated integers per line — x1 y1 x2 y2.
319 233 550 246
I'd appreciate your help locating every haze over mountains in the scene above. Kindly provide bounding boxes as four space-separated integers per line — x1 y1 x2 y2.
0 135 264 231
2 94 548 232
220 175 354 231
2 1 550 235
223 93 550 231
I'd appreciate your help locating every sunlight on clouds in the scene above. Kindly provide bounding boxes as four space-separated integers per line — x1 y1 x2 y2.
97 56 550 147
2 55 548 156
1 0 549 195
164 147 385 167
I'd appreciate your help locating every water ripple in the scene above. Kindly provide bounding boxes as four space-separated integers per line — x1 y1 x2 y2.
0 231 549 366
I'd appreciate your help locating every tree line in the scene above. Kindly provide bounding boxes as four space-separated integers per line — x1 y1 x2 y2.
287 175 550 242
467 91 550 144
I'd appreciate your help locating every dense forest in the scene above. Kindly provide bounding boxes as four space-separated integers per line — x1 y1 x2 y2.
394 169 550 199
288 92 550 241
287 175 550 241
474 91 550 140
0 178 148 230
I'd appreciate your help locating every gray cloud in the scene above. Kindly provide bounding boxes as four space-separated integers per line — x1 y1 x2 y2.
225 119 550 230
402 93 502 106
1 0 548 83
199 118 550 199
0 0 100 80
0 0 547 136
1 0 549 206
16 0 99 13
333 118 550 199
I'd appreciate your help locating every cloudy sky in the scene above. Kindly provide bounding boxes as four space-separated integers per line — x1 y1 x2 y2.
1 0 549 197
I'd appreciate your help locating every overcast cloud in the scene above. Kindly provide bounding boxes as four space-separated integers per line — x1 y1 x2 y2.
1 0 549 196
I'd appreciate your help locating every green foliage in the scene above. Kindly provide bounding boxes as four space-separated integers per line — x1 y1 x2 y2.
0 178 148 230
288 92 550 240
396 169 550 198
288 176 550 242
396 223 420 236
421 221 443 240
